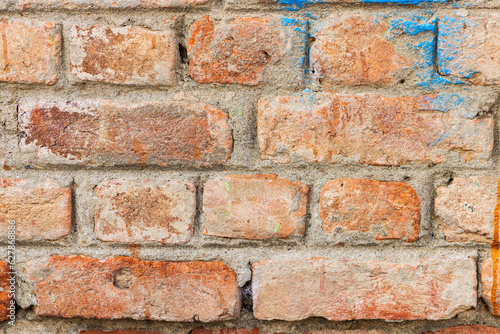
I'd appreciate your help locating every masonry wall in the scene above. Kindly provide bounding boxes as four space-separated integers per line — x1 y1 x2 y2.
1 0 500 333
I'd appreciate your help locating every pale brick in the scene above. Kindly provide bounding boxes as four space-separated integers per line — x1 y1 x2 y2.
0 178 72 241
17 0 209 9
252 257 477 321
203 174 309 240
94 179 196 244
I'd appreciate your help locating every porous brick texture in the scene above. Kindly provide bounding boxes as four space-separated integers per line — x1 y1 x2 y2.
2 0 500 333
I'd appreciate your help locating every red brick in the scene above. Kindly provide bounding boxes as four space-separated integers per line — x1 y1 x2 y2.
258 94 493 165
438 16 500 85
320 178 420 242
203 174 309 240
70 25 176 86
18 0 210 9
0 19 61 85
252 257 477 321
423 325 500 334
94 179 196 244
80 331 162 334
481 259 500 315
188 16 294 85
310 15 413 85
435 176 496 243
27 256 240 321
0 261 12 321
0 178 72 241
192 328 285 334
18 100 232 167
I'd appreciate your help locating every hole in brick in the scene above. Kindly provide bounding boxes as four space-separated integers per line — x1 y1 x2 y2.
262 50 272 62
113 268 135 289
179 43 188 63
310 37 316 44
399 79 406 84
241 281 253 312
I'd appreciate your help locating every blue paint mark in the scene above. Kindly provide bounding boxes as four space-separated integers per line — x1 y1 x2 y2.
277 0 323 11
281 17 311 80
363 0 446 4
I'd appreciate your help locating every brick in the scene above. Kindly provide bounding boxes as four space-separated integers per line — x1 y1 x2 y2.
306 331 387 334
252 257 477 321
438 16 500 85
435 176 496 243
188 16 297 85
482 259 500 315
94 179 196 244
17 0 209 9
203 175 308 240
0 20 61 85
18 100 232 167
423 325 500 334
0 261 12 321
192 328 285 334
310 15 413 86
27 256 240 321
320 178 420 242
258 93 493 165
0 178 72 241
80 331 163 334
70 25 176 86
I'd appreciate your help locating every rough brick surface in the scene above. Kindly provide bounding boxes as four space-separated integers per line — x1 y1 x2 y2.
481 259 500 315
70 25 176 86
435 176 497 243
188 16 292 85
252 257 477 321
17 0 210 9
27 256 240 321
18 100 232 167
424 326 500 333
320 178 420 242
0 178 72 241
0 261 11 322
306 331 387 334
80 331 163 334
310 15 412 86
203 174 309 240
192 328 285 334
258 94 493 165
94 179 196 244
0 19 61 85
438 16 500 85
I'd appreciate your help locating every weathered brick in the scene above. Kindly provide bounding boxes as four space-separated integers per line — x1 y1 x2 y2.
203 174 309 240
94 179 196 244
320 178 420 242
482 259 500 316
188 16 298 85
0 20 61 85
27 256 240 321
80 331 162 334
17 0 209 9
70 25 176 86
252 257 477 321
0 178 72 241
435 176 496 243
306 331 387 334
18 100 232 167
0 261 12 322
192 328 285 334
258 93 493 165
310 15 413 86
423 325 500 334
438 16 500 85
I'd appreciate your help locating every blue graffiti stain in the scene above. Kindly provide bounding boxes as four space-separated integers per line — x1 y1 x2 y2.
277 0 323 11
363 0 446 4
281 17 311 78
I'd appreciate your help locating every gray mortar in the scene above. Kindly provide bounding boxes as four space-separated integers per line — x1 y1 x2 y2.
1 0 500 333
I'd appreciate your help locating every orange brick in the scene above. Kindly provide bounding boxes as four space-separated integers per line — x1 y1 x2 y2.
320 178 420 242
0 261 12 322
94 179 196 244
310 15 412 85
258 94 493 165
252 257 476 321
0 19 61 84
27 256 240 321
203 174 309 240
18 100 232 167
70 25 176 86
189 16 295 85
0 178 72 241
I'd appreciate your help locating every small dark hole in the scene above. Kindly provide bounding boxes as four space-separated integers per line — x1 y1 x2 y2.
310 37 317 44
241 281 253 312
399 79 406 84
262 50 272 62
179 43 188 63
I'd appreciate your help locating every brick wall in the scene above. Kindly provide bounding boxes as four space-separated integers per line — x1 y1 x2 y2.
1 0 500 333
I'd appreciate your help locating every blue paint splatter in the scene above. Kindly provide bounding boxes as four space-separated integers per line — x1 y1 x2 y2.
277 0 323 11
363 0 446 4
281 17 311 79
